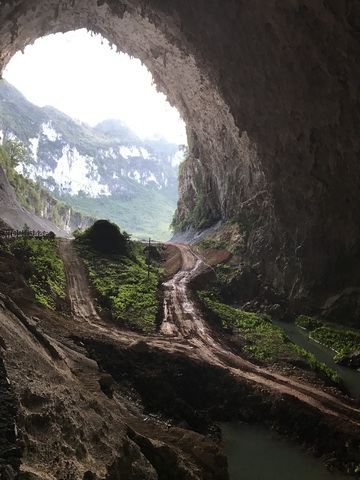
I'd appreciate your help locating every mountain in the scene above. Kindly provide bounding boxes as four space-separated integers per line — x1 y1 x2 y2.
0 145 96 235
0 162 69 235
0 80 182 240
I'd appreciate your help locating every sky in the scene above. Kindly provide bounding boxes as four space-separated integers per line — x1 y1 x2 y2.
3 29 186 144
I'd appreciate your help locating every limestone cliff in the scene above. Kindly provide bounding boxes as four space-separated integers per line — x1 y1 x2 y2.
0 81 180 239
0 162 85 235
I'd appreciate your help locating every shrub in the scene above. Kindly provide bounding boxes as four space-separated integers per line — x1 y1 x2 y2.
296 315 360 359
78 219 131 255
9 237 65 309
295 315 323 331
310 325 360 358
75 236 162 333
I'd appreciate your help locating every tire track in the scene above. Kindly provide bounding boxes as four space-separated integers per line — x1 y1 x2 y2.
160 242 360 428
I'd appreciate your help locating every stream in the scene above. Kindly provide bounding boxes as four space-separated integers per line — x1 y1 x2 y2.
222 319 360 479
222 422 348 480
271 318 360 400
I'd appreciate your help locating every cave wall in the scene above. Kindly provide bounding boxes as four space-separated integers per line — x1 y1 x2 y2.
0 0 360 322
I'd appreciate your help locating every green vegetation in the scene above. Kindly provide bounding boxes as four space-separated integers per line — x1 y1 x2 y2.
78 219 132 255
0 146 94 229
198 290 290 361
292 346 341 384
42 108 135 158
296 316 360 359
312 326 360 356
214 264 232 285
75 221 162 333
295 315 323 331
0 80 42 142
195 237 228 250
198 291 341 383
3 138 30 168
61 186 177 241
0 237 65 309
230 210 257 253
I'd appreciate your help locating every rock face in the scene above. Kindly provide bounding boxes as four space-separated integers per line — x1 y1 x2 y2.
0 163 77 235
0 82 180 198
0 4 359 312
0 81 180 239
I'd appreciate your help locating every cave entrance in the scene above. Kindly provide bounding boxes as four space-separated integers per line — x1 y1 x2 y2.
2 28 188 241
0 1 246 240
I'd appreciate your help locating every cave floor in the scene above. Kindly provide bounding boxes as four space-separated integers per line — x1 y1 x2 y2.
0 239 359 479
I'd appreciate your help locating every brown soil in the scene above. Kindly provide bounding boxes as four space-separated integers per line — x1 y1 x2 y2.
0 239 359 478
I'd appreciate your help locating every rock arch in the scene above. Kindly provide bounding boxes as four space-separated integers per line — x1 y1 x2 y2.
1 0 360 321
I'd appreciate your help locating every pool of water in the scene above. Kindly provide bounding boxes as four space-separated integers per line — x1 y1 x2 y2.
271 319 360 399
222 422 348 480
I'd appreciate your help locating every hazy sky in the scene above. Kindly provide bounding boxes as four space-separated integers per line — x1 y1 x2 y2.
4 29 186 144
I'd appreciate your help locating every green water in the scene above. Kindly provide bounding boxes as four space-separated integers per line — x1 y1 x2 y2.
222 422 348 480
271 319 360 399
222 319 360 480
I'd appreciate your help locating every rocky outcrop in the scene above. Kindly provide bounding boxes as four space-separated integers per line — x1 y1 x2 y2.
0 356 21 480
0 296 229 479
336 351 360 369
0 164 75 235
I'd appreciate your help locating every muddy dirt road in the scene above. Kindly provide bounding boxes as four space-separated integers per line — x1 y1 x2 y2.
159 243 360 428
59 239 360 429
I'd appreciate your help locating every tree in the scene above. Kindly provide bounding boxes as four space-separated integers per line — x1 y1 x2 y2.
81 219 131 255
3 138 30 168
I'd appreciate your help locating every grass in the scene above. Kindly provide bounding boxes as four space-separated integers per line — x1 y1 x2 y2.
195 237 228 250
198 291 341 383
1 237 66 309
295 315 323 331
75 236 162 334
198 290 291 362
296 316 360 359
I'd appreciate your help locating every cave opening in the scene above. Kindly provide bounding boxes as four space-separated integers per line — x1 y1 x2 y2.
1 0 360 319
2 28 187 240
1 3 360 479
0 1 247 242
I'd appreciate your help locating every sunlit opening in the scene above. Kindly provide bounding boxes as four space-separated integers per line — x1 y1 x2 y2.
1 29 187 241
4 29 186 144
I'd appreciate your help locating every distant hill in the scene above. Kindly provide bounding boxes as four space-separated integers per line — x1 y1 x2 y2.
0 80 182 240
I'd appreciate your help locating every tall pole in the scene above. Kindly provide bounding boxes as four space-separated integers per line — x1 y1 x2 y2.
147 237 151 279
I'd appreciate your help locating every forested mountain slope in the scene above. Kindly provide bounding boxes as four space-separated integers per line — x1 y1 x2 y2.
0 80 182 239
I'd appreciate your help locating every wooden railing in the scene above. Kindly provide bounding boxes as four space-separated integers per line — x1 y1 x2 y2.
0 229 54 239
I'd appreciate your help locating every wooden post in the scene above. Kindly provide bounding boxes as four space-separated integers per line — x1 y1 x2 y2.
147 237 151 279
